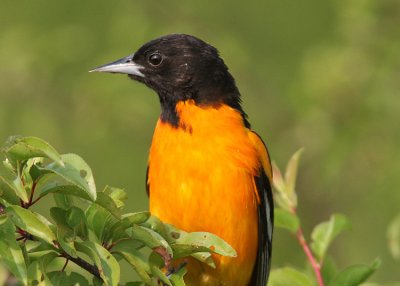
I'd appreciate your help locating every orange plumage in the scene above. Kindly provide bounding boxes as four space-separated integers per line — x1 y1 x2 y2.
148 100 271 285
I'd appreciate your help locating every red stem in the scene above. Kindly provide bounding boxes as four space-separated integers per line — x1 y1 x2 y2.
296 224 324 286
289 207 324 286
28 181 37 205
29 196 42 206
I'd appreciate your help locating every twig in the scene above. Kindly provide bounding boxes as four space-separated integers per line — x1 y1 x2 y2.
296 228 324 286
61 258 69 272
28 181 37 205
29 196 42 207
62 252 102 280
291 207 324 286
14 229 103 282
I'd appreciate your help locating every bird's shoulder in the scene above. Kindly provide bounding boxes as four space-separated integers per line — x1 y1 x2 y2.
247 130 272 181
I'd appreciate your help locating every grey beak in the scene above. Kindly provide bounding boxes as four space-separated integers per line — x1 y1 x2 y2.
89 54 145 77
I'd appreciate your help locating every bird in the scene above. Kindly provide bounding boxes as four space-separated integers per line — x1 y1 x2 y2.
90 34 274 286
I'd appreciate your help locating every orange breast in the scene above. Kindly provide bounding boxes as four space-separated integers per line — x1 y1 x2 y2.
148 101 261 286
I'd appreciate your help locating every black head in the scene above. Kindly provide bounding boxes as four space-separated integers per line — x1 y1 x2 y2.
91 34 248 127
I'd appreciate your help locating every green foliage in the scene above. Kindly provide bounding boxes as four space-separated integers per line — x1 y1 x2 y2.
269 267 313 286
271 150 389 286
329 259 381 286
1 137 398 285
310 214 351 263
387 214 400 261
0 136 236 286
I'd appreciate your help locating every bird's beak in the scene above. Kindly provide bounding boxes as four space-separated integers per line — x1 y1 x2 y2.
89 54 145 77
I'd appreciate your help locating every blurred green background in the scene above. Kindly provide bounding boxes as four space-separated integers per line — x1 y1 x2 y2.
1 0 399 283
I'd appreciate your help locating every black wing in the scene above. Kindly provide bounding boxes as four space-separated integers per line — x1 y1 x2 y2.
250 170 274 285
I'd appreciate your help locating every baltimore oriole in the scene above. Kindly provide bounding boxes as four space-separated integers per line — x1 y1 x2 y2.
91 34 274 286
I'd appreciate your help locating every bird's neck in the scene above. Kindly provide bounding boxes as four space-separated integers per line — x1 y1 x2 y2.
158 89 250 130
156 99 249 135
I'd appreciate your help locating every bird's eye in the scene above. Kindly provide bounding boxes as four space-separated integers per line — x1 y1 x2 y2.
148 53 163 66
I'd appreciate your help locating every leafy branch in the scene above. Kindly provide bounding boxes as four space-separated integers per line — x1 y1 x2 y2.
0 136 236 286
0 136 396 286
270 149 381 286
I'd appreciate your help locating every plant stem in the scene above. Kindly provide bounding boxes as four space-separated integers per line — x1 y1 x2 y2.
28 181 37 205
14 229 102 282
296 227 324 286
29 196 42 206
61 258 69 272
62 252 102 280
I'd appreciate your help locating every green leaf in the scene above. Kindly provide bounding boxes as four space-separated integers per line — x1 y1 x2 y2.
329 259 381 286
27 260 43 285
28 158 47 182
121 212 150 229
271 148 303 210
34 173 93 201
311 214 351 262
60 153 96 195
7 205 56 245
130 225 173 259
0 175 29 203
141 215 169 241
106 211 152 244
163 226 236 269
285 148 304 199
268 267 313 286
173 231 237 258
21 158 40 187
53 193 73 209
104 186 128 209
93 276 104 286
38 153 96 201
38 252 58 283
113 240 153 285
0 175 20 205
387 213 400 260
171 244 217 260
0 217 28 284
321 255 338 285
96 191 122 218
169 267 187 286
57 226 78 258
2 158 14 173
272 161 285 193
75 241 120 286
50 207 78 258
125 282 146 286
48 271 90 286
150 264 172 286
28 241 58 254
2 136 64 167
50 207 69 226
86 203 117 243
361 283 400 286
274 208 300 233
13 175 30 203
190 252 215 268
68 207 88 239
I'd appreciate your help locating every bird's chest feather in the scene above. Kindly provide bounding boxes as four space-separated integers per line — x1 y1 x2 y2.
148 102 259 221
147 102 260 285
